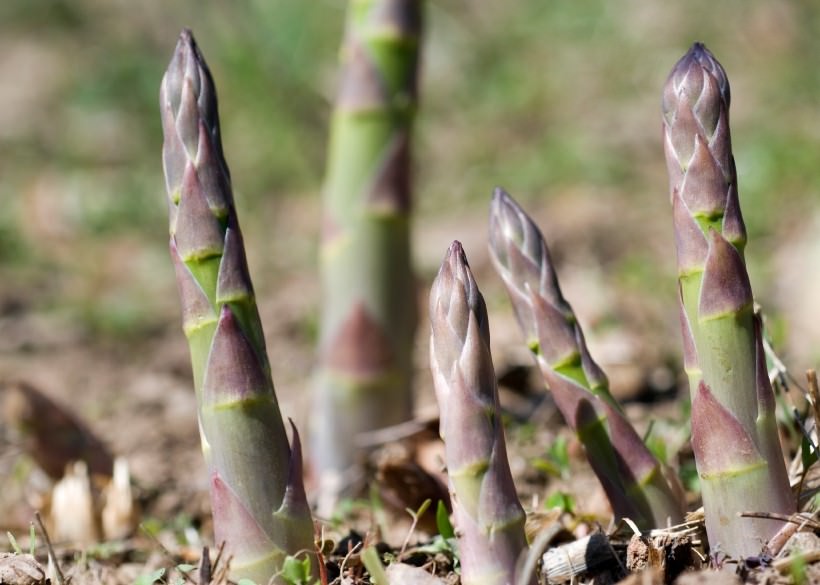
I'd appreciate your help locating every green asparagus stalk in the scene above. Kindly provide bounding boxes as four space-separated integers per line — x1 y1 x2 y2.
160 29 316 583
430 241 531 585
662 43 794 558
312 0 423 483
489 188 684 530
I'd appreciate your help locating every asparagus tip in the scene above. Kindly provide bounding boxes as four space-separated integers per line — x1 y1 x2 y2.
492 186 511 203
666 41 730 109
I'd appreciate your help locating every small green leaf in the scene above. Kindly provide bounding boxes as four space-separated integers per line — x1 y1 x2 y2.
534 436 571 478
516 421 536 442
134 567 166 585
545 491 575 514
531 457 561 477
436 500 455 540
548 436 569 468
140 518 163 537
6 532 21 554
790 552 807 585
413 536 452 556
413 498 432 520
281 555 312 585
176 564 196 574
361 547 388 585
679 397 692 419
679 459 700 493
645 434 668 465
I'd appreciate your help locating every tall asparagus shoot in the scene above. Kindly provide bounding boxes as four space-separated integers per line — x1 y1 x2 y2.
430 242 531 585
662 43 794 557
160 30 316 583
312 0 423 484
489 189 684 530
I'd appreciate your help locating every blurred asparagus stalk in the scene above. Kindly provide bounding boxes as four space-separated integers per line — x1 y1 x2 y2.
662 43 793 557
312 0 423 486
489 188 684 530
160 29 316 583
429 241 532 585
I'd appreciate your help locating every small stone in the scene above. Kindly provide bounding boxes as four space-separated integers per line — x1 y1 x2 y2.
0 553 47 585
386 563 446 585
674 569 741 585
777 530 820 558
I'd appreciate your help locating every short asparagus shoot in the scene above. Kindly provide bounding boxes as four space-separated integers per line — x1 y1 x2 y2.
429 241 532 585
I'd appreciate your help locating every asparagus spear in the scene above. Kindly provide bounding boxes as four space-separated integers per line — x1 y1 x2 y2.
430 241 531 585
489 188 684 530
160 29 316 583
662 42 794 558
312 0 423 484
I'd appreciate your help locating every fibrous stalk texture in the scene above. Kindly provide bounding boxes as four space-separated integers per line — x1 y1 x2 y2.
662 42 794 558
312 0 423 481
489 188 684 530
430 241 531 585
160 29 316 583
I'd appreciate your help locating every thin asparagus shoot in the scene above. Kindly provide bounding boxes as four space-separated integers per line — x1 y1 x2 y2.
430 241 532 585
160 29 316 583
489 188 684 530
311 0 423 492
662 42 794 558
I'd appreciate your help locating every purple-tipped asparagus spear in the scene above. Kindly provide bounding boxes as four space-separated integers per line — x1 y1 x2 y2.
160 30 316 583
489 188 684 530
662 43 794 558
429 242 532 585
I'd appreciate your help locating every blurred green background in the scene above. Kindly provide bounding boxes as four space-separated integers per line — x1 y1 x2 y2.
2 0 819 372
